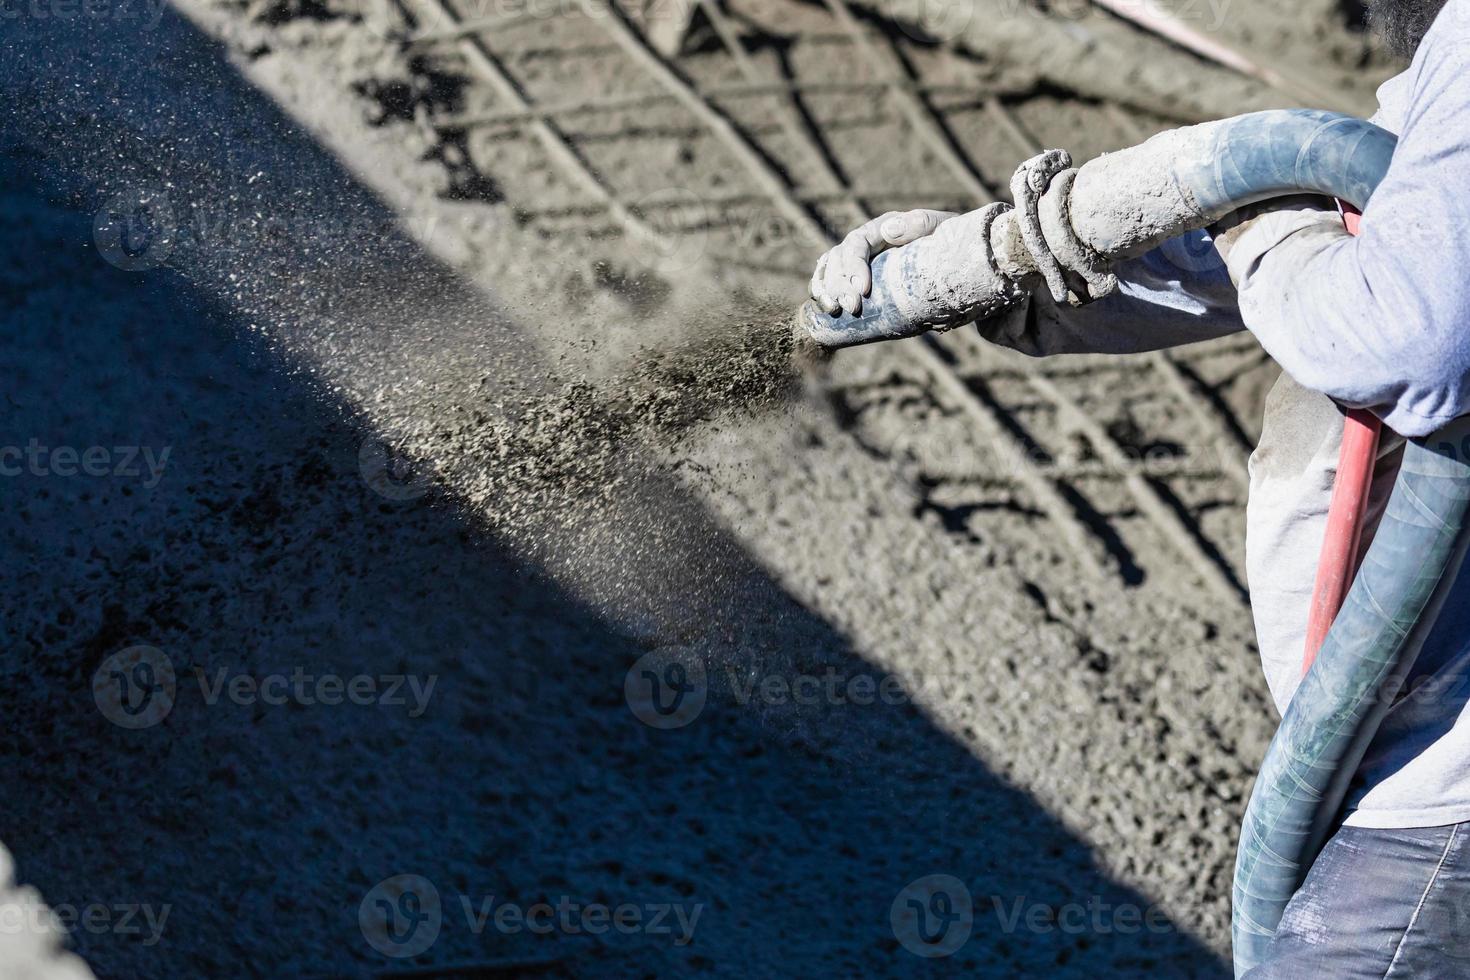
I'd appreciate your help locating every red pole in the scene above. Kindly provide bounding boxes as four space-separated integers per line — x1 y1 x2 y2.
1301 206 1383 674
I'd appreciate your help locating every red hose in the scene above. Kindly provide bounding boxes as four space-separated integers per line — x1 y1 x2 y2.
1301 206 1383 674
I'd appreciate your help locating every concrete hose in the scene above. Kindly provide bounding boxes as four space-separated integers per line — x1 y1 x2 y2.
795 109 1397 348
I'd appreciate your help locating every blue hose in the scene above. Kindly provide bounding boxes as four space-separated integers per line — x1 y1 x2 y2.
1177 109 1396 215
1123 111 1470 976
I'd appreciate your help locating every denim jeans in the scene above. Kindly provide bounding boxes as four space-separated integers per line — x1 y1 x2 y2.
1246 820 1470 978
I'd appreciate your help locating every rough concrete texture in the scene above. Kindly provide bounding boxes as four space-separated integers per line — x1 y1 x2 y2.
1068 122 1222 257
1 0 1400 977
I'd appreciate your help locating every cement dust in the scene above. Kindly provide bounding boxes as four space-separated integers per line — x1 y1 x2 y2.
412 299 824 534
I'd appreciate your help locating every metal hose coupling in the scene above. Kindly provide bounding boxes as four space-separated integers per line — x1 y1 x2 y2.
1010 149 1118 307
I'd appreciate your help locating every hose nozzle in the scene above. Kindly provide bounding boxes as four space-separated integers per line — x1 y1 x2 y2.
798 203 1028 349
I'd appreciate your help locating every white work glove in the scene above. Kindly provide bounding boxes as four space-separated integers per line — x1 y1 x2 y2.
809 209 957 316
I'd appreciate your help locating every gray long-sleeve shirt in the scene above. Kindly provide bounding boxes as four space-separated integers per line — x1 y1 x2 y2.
979 3 1470 828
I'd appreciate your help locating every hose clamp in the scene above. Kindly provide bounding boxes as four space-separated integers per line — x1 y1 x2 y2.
1043 169 1118 305
1011 149 1073 304
972 201 1012 282
1011 151 1117 307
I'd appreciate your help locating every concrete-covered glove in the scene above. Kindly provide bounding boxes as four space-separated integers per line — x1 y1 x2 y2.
809 209 957 316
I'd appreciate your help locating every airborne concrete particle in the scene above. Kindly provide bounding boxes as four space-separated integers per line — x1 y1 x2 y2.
407 299 822 535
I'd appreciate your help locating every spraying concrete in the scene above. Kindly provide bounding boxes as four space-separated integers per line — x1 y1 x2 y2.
400 300 825 536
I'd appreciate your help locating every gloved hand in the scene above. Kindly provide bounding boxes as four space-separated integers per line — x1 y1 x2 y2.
809 209 957 316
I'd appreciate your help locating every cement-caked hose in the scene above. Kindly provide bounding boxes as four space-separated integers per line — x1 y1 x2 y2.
797 110 1470 973
795 109 1396 348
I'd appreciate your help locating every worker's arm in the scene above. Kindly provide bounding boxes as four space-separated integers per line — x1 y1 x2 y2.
810 209 1247 354
1219 12 1470 439
977 228 1245 357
